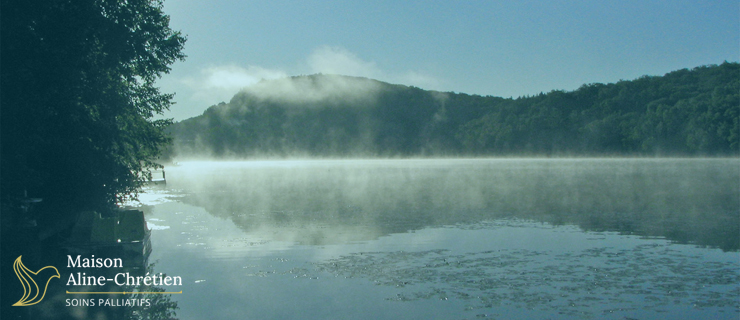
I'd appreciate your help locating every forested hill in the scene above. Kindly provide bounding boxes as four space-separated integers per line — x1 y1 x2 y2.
168 62 739 158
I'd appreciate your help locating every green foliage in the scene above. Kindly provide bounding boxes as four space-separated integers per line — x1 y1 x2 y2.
1 0 186 216
170 64 739 159
457 63 739 156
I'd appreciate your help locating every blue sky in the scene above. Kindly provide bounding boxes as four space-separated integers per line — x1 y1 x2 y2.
156 0 740 120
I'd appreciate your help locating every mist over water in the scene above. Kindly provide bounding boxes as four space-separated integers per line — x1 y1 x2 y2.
137 158 739 319
159 158 738 249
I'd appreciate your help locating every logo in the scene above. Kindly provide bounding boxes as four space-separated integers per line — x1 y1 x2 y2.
12 256 60 306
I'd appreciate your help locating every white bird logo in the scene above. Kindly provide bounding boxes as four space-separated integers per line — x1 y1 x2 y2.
12 255 60 306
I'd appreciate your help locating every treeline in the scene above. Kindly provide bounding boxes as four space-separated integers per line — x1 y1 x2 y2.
169 62 739 158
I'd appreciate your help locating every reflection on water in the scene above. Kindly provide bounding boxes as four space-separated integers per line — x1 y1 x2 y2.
315 224 738 318
0 208 180 320
162 159 738 250
135 159 738 319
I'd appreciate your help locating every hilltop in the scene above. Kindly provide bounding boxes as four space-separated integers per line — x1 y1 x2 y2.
167 62 739 158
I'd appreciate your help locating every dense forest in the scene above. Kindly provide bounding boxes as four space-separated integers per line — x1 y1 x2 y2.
168 62 739 158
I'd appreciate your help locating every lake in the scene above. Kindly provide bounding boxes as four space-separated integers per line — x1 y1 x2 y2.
132 158 738 319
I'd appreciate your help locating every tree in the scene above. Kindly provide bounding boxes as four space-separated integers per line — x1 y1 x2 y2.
1 0 186 221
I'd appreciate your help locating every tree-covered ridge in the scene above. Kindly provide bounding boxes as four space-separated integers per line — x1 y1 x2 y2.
169 62 739 158
461 62 739 155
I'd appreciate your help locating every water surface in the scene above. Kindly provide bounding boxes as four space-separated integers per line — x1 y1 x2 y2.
133 158 739 319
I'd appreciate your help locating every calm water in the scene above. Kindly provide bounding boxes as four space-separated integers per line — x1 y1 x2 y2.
132 159 739 320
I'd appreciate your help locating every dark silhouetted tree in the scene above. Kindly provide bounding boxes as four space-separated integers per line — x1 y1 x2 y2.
1 0 186 220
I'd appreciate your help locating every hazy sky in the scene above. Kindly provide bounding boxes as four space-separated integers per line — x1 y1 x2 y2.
156 0 740 120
